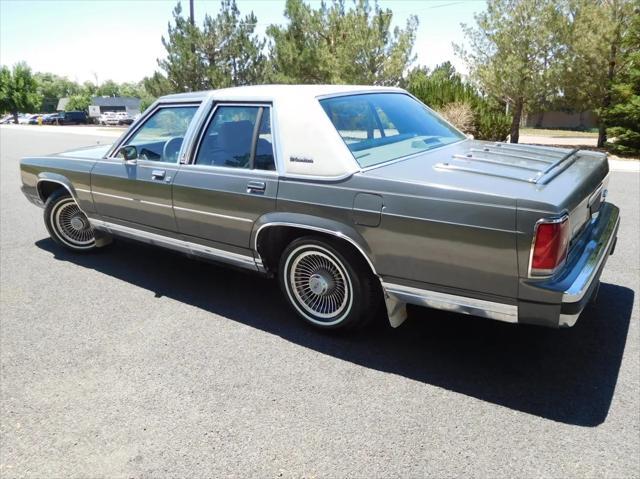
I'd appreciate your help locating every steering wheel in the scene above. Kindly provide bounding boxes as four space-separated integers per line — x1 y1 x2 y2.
162 136 184 163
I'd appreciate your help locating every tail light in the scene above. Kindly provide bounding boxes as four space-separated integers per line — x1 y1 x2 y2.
530 215 570 276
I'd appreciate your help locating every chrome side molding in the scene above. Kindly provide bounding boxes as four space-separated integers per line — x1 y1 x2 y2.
89 219 259 271
254 221 377 274
382 282 519 324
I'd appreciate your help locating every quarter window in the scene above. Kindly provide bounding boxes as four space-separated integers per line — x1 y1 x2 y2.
120 105 199 163
195 105 275 170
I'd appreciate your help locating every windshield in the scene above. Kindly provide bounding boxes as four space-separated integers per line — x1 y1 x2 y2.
320 93 465 168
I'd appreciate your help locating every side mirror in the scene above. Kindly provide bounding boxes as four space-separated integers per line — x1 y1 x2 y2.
118 145 138 164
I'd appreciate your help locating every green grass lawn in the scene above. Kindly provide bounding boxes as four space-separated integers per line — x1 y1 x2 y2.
520 128 598 138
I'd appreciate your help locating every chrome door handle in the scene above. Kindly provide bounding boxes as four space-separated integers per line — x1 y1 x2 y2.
151 169 166 180
247 180 266 193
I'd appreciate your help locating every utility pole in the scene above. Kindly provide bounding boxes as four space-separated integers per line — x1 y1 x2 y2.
189 0 195 25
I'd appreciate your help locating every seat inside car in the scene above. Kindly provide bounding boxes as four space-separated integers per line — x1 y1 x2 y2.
210 120 254 167
197 119 274 169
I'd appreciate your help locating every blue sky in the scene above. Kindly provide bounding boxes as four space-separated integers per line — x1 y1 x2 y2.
0 0 486 84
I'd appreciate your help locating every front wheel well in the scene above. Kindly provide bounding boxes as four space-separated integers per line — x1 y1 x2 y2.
256 225 376 277
37 180 69 202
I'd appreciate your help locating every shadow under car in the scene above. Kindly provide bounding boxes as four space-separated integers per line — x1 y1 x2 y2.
36 237 634 427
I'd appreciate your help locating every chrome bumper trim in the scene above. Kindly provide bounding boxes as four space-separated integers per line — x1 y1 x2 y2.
382 282 518 324
562 206 619 304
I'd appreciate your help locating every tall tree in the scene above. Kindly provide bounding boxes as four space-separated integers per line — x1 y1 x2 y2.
96 79 121 97
455 0 566 143
153 1 267 92
562 0 634 147
143 72 174 98
34 72 80 112
267 0 417 85
201 0 267 87
602 0 640 154
0 62 41 122
65 94 92 112
157 2 208 92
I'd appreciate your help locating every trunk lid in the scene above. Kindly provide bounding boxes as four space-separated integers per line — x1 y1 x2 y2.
364 139 609 239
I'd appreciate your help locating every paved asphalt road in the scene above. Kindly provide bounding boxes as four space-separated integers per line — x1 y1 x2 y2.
1 127 638 478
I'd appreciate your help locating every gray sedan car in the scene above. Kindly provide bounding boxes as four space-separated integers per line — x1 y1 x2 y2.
19 85 619 331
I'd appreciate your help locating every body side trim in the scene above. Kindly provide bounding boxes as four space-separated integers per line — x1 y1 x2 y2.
91 190 135 201
90 219 258 270
36 178 85 212
254 221 377 274
173 205 253 222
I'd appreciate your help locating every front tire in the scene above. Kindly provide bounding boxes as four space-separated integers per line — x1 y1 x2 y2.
279 237 378 331
44 190 96 252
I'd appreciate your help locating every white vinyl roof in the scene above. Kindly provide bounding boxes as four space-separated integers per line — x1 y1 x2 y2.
161 85 409 179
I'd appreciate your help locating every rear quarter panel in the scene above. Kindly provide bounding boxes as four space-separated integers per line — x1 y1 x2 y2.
276 174 519 300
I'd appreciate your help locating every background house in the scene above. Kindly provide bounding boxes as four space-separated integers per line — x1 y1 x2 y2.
525 110 597 130
90 96 141 116
56 96 141 118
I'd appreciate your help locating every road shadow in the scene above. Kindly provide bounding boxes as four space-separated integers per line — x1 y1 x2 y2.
36 238 634 427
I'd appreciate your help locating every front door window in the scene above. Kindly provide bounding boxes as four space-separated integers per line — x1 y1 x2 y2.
119 105 199 163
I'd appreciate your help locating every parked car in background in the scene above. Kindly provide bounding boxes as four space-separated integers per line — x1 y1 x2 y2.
43 113 60 124
0 114 14 124
19 85 619 332
53 111 88 125
18 114 33 125
27 114 42 125
99 111 119 126
116 111 134 125
41 113 58 125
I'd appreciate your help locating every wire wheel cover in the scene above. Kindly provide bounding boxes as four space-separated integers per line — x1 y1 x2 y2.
289 250 350 320
53 200 94 246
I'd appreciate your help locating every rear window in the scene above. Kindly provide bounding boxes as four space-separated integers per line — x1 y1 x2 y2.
320 93 465 168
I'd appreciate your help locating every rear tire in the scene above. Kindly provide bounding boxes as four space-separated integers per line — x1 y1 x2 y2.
278 236 378 331
44 190 96 252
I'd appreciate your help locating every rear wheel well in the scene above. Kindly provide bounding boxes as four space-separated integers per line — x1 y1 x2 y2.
256 225 376 277
37 181 69 202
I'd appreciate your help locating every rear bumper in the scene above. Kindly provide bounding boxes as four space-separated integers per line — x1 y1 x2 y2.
520 202 619 327
381 203 619 329
558 203 619 326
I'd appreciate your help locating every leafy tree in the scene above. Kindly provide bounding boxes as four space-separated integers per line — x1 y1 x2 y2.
65 94 91 112
603 0 640 155
34 72 80 112
0 62 42 122
96 79 121 97
80 81 98 97
143 72 174 98
118 82 143 98
267 0 417 85
267 0 335 83
157 2 208 92
561 0 635 146
152 1 267 92
455 0 567 143
0 67 10 114
201 0 267 87
407 62 510 141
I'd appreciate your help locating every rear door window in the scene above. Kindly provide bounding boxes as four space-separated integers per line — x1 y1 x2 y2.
195 105 275 170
